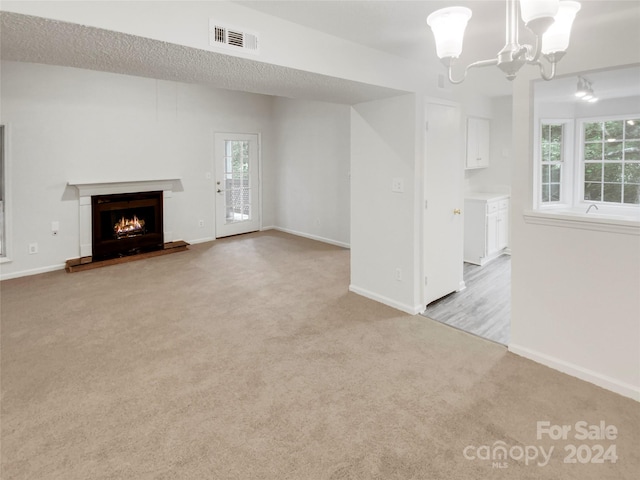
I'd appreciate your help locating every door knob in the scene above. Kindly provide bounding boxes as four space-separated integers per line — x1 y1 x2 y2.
453 209 462 215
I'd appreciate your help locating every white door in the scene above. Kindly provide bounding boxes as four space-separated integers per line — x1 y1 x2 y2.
424 102 465 305
214 133 260 238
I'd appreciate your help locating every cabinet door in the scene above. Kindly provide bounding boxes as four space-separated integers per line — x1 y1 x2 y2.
486 211 499 256
497 208 508 250
465 117 490 169
476 118 490 168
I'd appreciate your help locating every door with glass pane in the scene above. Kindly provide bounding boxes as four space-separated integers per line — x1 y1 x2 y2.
214 133 260 238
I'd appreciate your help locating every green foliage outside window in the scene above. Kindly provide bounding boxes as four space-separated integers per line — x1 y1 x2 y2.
583 118 640 204
540 124 563 203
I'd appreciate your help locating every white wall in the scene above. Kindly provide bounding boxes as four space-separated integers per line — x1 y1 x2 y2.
350 94 423 314
536 95 640 119
0 61 275 278
465 95 513 194
510 5 640 399
271 97 350 247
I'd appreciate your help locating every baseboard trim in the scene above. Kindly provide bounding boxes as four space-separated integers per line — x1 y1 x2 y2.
349 284 422 315
266 226 350 249
0 263 66 281
509 343 640 402
187 237 216 245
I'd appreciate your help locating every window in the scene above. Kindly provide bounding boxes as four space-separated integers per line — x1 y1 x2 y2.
582 118 640 205
535 115 640 210
540 123 564 203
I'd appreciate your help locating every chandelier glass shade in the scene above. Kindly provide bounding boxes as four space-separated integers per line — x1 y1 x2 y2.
426 0 581 83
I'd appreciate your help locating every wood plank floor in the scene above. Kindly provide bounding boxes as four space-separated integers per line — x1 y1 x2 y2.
422 254 511 345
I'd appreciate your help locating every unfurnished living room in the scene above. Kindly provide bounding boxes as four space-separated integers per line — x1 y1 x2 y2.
1 1 639 479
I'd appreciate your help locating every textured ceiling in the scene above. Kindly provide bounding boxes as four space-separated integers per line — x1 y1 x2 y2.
0 12 408 105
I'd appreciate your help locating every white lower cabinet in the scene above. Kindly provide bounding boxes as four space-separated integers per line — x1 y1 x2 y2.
464 194 509 266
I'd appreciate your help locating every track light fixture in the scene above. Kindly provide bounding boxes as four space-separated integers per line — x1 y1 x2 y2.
575 76 597 103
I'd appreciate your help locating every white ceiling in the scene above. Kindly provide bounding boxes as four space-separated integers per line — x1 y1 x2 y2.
237 0 640 97
1 1 639 102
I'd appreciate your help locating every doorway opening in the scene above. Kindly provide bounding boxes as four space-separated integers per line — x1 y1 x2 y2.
423 255 511 345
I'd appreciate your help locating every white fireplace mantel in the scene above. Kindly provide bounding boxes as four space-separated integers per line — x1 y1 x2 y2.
69 178 181 258
68 179 180 198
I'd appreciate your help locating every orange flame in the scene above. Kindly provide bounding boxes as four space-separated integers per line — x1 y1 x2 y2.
114 215 145 235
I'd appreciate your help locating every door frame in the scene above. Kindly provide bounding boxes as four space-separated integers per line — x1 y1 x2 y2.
213 132 263 238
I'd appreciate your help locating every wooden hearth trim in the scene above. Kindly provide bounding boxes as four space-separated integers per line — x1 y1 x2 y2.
65 241 189 273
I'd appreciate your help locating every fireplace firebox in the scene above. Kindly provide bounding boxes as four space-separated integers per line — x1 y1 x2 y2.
91 191 163 260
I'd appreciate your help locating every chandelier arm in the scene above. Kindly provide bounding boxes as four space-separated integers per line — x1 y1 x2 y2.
523 36 544 64
448 58 499 84
534 57 557 81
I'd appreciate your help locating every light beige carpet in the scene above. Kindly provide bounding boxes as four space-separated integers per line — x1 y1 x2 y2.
1 230 638 479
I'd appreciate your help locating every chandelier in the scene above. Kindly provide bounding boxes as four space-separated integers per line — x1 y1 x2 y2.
426 0 581 83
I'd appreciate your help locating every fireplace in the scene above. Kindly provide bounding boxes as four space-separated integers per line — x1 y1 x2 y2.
91 191 164 260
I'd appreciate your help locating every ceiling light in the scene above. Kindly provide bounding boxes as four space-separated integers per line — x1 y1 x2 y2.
575 76 597 103
427 0 581 84
574 77 588 97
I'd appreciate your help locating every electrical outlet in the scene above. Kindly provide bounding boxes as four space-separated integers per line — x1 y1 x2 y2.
392 178 404 193
28 243 38 254
395 268 402 281
52 221 59 236
198 220 205 228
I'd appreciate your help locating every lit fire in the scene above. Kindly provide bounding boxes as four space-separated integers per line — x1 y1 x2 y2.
114 215 145 237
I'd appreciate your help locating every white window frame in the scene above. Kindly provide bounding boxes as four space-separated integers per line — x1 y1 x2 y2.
527 114 640 236
533 118 574 210
575 114 640 208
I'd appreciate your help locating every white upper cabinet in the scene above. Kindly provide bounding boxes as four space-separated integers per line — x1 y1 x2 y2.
465 117 491 169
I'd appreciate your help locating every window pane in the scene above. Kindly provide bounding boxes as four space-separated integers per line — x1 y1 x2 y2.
625 119 640 139
584 163 602 182
584 182 602 201
603 163 623 182
550 165 561 183
584 122 602 142
541 184 550 202
541 143 550 161
604 141 623 160
584 143 602 160
625 140 640 160
541 164 550 182
550 184 560 202
604 121 623 140
603 184 622 203
549 143 562 162
624 163 640 184
550 125 563 142
541 124 550 141
623 185 640 204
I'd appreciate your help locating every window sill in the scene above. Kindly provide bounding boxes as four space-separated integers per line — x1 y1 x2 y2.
0 256 12 264
524 209 640 236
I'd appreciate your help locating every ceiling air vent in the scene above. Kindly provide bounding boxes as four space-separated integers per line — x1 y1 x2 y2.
209 20 259 54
